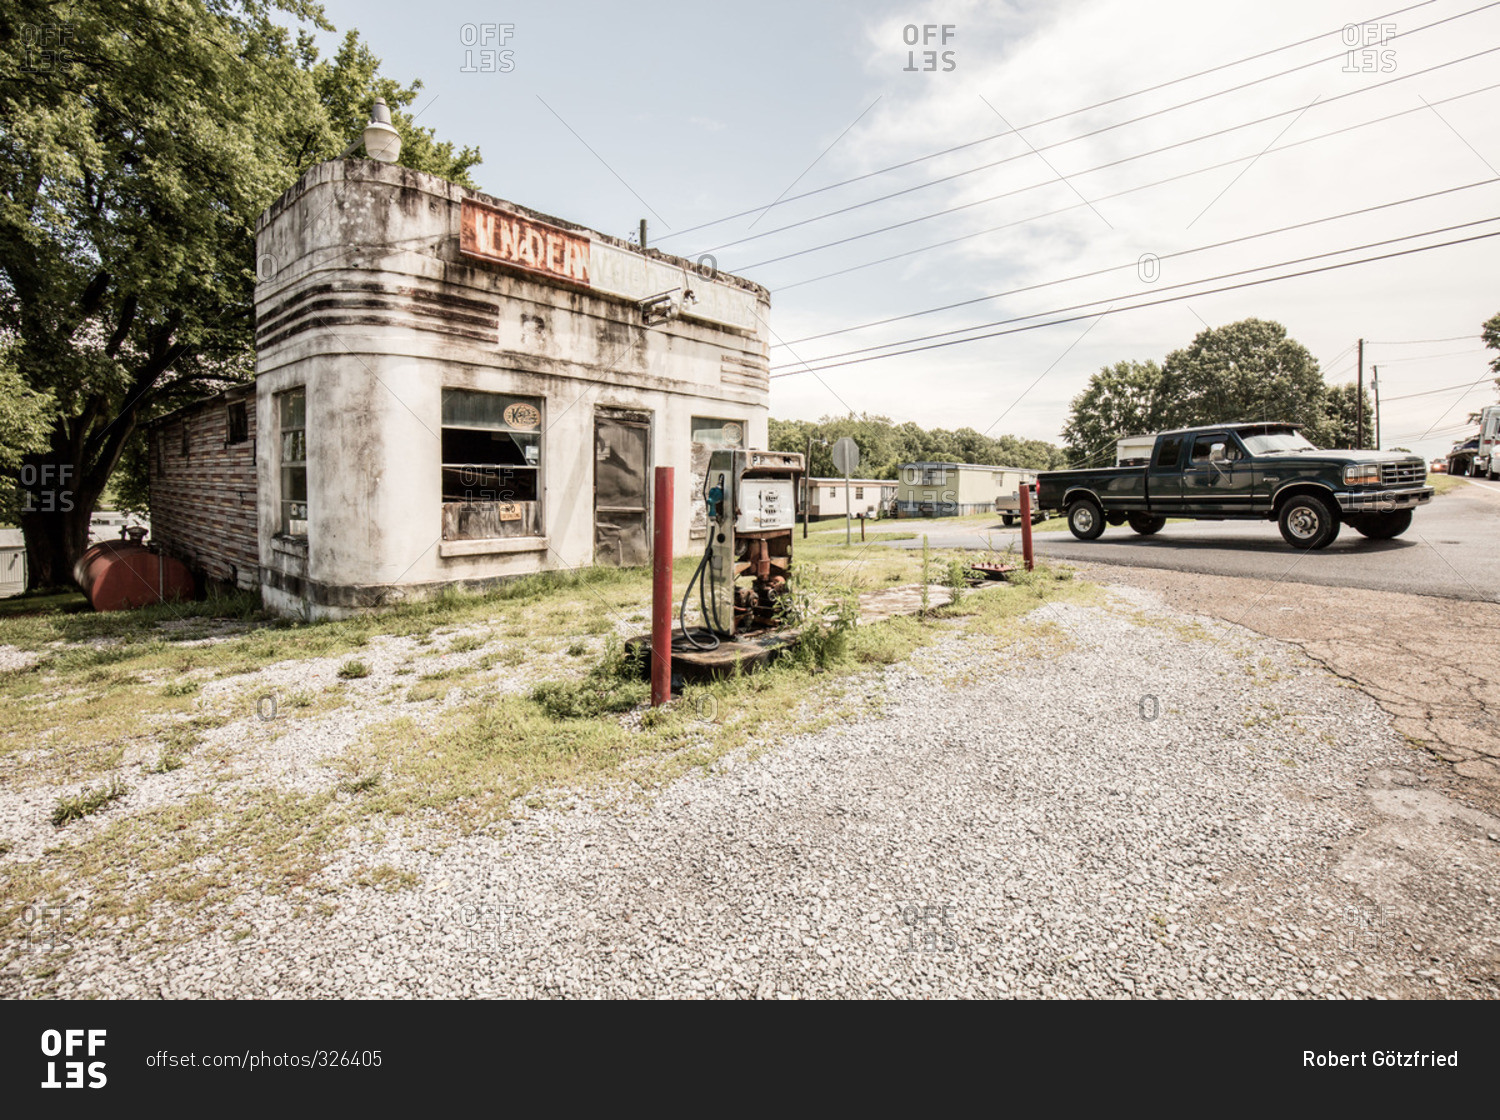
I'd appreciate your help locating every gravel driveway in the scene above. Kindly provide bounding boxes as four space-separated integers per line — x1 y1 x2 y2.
17 584 1497 999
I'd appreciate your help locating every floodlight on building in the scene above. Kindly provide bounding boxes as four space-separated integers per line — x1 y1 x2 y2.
639 290 682 327
338 98 403 163
362 99 402 163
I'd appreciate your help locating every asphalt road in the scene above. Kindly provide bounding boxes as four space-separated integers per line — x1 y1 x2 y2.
880 478 1500 602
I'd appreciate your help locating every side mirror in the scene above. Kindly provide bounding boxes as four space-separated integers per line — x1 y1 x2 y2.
1209 443 1227 462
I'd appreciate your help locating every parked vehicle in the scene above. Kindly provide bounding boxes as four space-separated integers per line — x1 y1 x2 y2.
1474 404 1500 479
1448 437 1480 478
1036 422 1433 550
995 477 1050 525
1115 434 1155 466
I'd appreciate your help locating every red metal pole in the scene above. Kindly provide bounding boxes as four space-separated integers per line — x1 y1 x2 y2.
1019 481 1035 572
651 466 674 707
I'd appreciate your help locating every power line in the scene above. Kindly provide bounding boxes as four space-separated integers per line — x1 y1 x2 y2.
655 0 1444 243
772 217 1500 369
766 81 1500 292
744 75 1500 277
1366 334 1481 344
1384 377 1498 401
769 227 1500 379
1366 347 1488 364
701 35 1500 259
771 179 1498 348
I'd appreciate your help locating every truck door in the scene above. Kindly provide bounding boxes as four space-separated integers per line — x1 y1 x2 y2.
1181 432 1254 516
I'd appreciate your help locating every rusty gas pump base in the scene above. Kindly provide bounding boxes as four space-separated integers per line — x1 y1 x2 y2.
625 628 801 689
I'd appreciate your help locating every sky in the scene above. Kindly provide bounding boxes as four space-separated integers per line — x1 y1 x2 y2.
300 0 1499 462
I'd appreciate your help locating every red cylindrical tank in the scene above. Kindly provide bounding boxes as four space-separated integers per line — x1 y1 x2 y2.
74 542 195 612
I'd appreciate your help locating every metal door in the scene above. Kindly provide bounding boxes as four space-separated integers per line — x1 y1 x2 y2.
1180 431 1254 515
594 413 651 566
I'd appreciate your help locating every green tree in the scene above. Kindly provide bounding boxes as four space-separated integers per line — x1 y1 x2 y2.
768 414 1063 476
1060 359 1164 466
1471 310 1500 422
1 0 481 588
1156 319 1330 438
0 340 56 525
1313 382 1375 449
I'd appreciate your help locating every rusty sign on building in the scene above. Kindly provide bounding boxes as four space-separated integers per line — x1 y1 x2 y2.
461 199 591 286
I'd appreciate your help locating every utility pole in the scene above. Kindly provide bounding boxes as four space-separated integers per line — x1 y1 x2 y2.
638 219 647 249
1372 365 1381 450
1356 337 1365 448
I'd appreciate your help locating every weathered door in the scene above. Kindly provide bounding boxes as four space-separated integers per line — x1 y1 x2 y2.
594 412 651 566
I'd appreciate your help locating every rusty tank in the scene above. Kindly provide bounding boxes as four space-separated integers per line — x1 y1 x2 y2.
74 539 195 612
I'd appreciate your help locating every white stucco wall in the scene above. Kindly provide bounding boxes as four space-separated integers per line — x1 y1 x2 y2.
253 160 771 619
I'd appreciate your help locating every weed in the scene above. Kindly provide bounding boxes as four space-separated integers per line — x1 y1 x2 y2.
338 659 371 680
944 557 969 609
52 777 129 826
406 680 449 703
920 536 931 618
353 864 418 891
146 750 185 774
340 773 381 794
160 679 199 698
447 633 488 654
566 641 588 657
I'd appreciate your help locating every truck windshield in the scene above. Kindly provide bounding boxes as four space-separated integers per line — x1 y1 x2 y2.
1241 431 1318 454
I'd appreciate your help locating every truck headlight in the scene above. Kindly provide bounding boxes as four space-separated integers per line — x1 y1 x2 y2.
1343 465 1380 486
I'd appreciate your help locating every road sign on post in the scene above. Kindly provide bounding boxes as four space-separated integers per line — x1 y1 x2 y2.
831 438 860 546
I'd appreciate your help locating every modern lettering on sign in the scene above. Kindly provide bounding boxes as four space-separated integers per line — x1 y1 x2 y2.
460 199 590 286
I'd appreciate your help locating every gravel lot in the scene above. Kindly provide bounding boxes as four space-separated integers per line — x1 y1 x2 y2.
10 583 1495 999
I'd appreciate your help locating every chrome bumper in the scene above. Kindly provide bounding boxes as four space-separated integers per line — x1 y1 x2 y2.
1335 486 1434 513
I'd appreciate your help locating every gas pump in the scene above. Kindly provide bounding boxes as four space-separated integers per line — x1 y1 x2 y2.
679 449 804 648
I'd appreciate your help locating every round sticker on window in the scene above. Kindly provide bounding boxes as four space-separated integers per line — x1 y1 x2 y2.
503 402 540 430
722 422 742 445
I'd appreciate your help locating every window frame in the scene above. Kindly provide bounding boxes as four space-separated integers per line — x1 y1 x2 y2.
277 387 308 538
440 387 545 541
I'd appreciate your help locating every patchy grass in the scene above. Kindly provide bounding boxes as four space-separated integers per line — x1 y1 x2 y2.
51 777 129 827
1427 471 1467 497
337 659 371 680
1 538 1096 952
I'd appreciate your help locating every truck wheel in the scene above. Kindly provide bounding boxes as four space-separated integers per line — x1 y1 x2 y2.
1067 498 1107 540
1350 510 1412 540
1001 514 1015 526
1278 495 1340 550
1127 513 1166 536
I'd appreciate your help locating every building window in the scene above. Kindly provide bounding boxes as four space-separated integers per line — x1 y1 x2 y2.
441 388 543 540
827 488 837 499
855 487 864 499
690 416 745 448
227 401 249 445
278 388 307 536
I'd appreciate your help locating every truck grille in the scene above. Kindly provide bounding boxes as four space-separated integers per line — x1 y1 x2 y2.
1380 461 1425 486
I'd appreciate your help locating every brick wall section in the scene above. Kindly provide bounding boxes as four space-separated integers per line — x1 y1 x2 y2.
147 386 260 590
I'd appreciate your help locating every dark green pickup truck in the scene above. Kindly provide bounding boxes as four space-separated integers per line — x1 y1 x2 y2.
1036 423 1433 550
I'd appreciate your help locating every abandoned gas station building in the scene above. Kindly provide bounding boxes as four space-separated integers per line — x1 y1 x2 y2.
148 159 772 619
